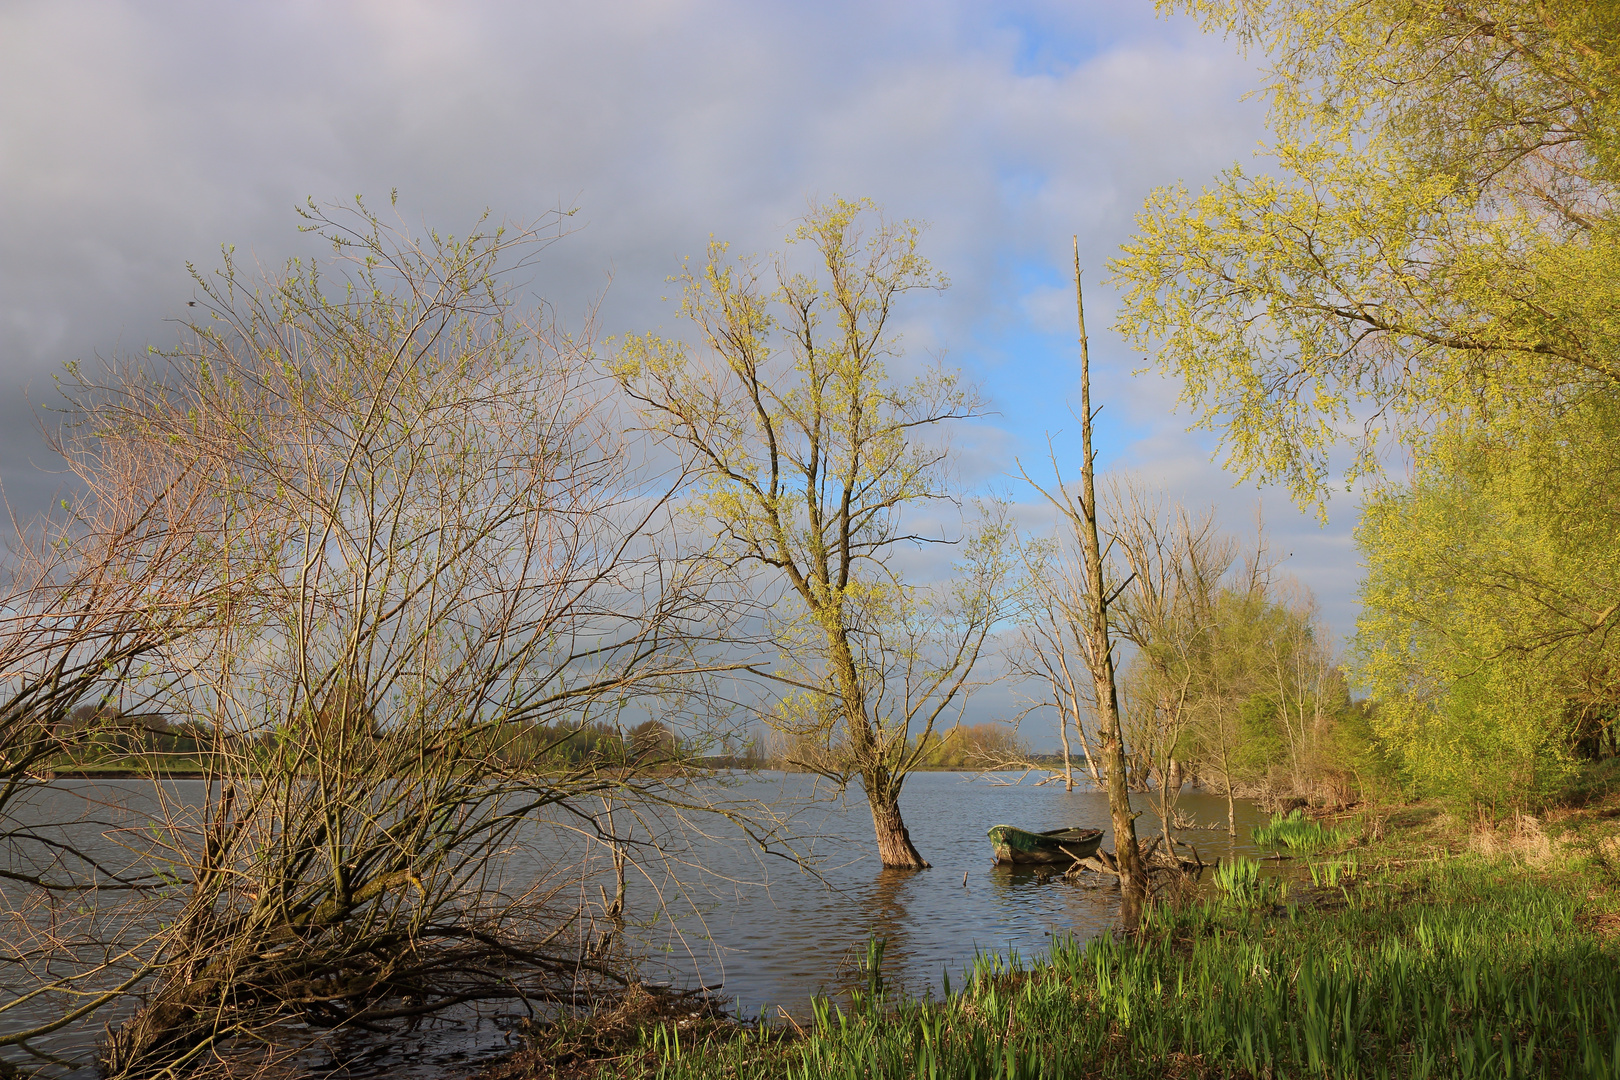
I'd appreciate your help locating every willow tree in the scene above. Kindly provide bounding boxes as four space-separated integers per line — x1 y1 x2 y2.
1114 1 1620 797
1115 0 1620 503
1355 398 1620 809
58 200 751 1076
617 198 1008 870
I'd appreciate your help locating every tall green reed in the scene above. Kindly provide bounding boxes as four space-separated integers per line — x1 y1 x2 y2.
1212 855 1286 906
1252 808 1350 853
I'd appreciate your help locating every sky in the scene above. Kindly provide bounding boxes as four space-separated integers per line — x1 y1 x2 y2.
0 1 1366 736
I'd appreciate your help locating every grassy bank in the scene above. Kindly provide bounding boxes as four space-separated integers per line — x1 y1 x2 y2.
490 786 1620 1079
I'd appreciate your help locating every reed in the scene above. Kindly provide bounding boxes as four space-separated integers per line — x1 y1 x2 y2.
1251 807 1351 853
1210 855 1285 907
1308 854 1360 888
592 856 1620 1079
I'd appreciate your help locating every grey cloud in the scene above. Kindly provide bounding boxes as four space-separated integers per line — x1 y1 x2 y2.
2 0 1361 698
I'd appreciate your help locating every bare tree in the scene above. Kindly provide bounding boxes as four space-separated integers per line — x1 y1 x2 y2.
1011 537 1105 790
42 199 760 1077
616 198 1012 870
1109 488 1235 853
0 407 253 1061
1020 244 1146 917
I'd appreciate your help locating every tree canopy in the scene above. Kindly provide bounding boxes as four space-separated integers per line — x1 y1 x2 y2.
1114 0 1620 504
1354 396 1620 807
615 198 1011 868
1111 1 1620 808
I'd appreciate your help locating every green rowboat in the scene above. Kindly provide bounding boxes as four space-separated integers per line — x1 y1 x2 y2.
987 824 1104 865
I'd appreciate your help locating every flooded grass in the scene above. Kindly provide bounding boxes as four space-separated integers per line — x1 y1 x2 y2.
1208 855 1285 907
1251 808 1351 854
512 854 1620 1078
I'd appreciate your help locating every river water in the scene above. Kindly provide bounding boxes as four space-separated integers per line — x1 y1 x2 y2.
2 772 1276 1077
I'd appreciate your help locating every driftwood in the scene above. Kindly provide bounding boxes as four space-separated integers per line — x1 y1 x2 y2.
1070 837 1204 881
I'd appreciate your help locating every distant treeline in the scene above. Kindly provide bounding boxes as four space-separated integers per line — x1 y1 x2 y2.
42 708 777 773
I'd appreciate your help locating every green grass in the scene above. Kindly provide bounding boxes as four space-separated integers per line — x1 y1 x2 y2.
1251 808 1352 854
562 857 1620 1079
49 753 212 777
1306 854 1360 888
1210 855 1286 907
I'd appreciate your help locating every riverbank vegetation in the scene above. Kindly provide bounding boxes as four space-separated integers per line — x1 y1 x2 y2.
986 0 1620 848
488 770 1620 1079
5 1 1620 1074
1108 0 1620 822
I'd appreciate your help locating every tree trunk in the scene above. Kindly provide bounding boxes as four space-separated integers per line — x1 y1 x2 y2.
1216 741 1236 835
1103 730 1144 919
1158 761 1180 855
1027 246 1145 920
1071 247 1144 920
1058 706 1076 791
864 768 929 868
609 842 627 919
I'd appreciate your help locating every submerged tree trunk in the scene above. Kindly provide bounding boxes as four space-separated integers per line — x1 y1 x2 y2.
864 767 929 868
1069 246 1145 920
1159 757 1183 854
1220 743 1236 835
1057 708 1076 791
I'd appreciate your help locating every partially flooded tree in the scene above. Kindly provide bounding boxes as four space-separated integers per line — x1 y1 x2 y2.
53 200 751 1077
0 409 250 1059
1020 246 1146 916
617 198 1009 870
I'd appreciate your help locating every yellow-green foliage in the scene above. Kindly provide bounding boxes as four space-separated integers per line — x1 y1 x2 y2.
911 723 1025 769
1355 399 1620 807
1129 574 1356 799
1114 1 1620 507
1111 0 1620 811
613 198 1014 797
613 198 957 712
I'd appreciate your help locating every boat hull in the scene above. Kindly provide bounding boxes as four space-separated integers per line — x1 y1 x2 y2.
987 825 1104 865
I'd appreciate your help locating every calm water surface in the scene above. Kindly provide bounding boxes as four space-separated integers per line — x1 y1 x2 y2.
3 773 1277 1077
624 771 1273 1014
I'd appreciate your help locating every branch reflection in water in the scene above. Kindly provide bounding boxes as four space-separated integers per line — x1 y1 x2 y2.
4 772 1275 1079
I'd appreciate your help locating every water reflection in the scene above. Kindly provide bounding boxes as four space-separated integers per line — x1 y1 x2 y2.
4 772 1281 1078
626 771 1279 1018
